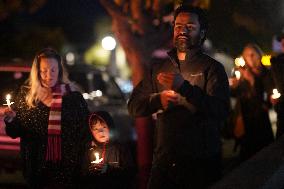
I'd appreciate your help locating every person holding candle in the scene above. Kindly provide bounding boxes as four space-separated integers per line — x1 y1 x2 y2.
128 5 230 189
80 111 135 189
229 43 274 162
3 48 89 188
271 31 284 138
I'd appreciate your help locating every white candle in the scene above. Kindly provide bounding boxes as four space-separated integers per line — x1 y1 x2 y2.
235 70 241 80
272 89 281 99
91 152 103 164
3 94 14 108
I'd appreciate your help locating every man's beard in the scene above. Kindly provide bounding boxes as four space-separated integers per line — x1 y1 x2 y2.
174 35 200 52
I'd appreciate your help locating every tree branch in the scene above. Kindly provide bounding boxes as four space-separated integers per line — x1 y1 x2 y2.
99 0 127 20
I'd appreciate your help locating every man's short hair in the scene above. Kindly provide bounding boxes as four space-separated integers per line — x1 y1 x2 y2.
173 5 208 43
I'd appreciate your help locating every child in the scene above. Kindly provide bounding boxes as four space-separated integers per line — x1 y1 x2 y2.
80 111 135 189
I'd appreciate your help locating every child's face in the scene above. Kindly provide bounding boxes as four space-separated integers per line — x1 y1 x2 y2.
91 120 110 143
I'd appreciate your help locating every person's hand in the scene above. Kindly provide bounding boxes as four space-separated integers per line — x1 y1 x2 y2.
3 107 16 122
157 72 184 91
229 77 239 88
0 107 5 117
89 164 103 173
239 67 254 86
270 95 279 106
160 90 179 110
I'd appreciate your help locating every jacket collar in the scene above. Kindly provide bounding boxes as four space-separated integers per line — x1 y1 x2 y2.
167 47 202 67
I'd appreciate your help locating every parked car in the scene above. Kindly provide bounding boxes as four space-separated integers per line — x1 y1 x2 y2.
66 63 135 143
0 62 29 173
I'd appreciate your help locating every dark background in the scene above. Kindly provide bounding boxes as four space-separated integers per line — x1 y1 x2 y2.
0 0 283 60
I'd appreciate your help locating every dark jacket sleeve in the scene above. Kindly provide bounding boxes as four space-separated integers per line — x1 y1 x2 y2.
127 69 163 117
230 79 251 98
178 62 230 120
76 92 90 148
270 54 284 94
64 91 90 184
73 91 90 152
118 144 135 171
5 117 23 139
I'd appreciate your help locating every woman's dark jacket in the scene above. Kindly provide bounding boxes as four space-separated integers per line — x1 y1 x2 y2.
230 67 274 160
5 87 89 187
128 47 230 164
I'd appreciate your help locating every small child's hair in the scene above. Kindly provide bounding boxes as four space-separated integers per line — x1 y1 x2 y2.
89 114 105 129
88 111 115 130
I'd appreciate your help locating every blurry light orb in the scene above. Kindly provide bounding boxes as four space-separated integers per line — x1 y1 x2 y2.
95 90 102 97
83 93 89 99
14 72 23 79
66 52 75 65
90 90 102 98
66 52 75 62
261 55 271 66
102 36 116 50
87 73 94 80
234 56 245 67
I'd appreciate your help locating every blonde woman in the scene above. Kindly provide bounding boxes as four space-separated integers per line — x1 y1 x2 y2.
3 48 89 188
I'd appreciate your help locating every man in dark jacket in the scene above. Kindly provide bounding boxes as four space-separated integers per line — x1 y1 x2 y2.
128 5 230 189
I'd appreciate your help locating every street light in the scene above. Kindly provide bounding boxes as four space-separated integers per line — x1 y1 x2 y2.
101 36 118 76
101 36 116 51
66 52 75 65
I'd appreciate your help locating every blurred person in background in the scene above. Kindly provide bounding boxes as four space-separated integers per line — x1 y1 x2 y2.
271 32 284 138
229 43 274 162
2 48 89 188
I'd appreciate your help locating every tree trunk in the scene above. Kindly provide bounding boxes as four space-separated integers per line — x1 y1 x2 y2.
99 1 172 188
135 117 154 189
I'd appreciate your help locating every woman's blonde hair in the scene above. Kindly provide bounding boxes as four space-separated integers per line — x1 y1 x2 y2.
26 48 76 108
242 43 264 58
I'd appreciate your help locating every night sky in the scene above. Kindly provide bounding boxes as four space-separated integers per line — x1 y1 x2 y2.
1 0 283 59
34 0 106 46
0 0 109 58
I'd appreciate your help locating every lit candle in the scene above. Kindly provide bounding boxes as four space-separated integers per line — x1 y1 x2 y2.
272 89 281 99
235 70 241 80
91 152 103 164
3 94 14 108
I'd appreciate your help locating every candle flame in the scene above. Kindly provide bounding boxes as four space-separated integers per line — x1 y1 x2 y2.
91 152 103 164
3 93 14 108
272 88 281 99
6 94 11 100
235 70 241 80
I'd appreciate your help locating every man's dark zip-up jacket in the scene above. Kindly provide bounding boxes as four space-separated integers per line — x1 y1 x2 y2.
128 47 230 163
